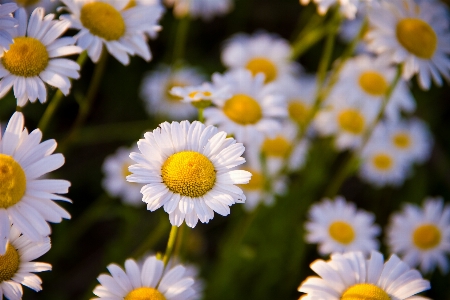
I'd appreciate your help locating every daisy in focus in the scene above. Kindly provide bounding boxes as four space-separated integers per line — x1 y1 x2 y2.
0 3 17 51
164 0 233 20
0 225 51 299
0 7 82 107
387 197 450 274
127 121 251 228
92 255 199 299
102 145 143 206
0 112 71 254
60 0 164 64
367 0 450 90
140 65 204 120
299 0 369 19
298 250 431 299
305 196 380 256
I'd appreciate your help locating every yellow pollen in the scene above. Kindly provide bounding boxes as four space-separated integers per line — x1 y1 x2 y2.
358 71 388 96
337 109 365 134
124 0 137 9
396 18 437 59
16 0 40 6
246 57 277 83
166 81 186 101
288 100 309 125
0 154 27 209
413 223 441 250
341 283 390 300
223 94 262 125
2 37 49 77
240 168 263 191
328 221 355 244
161 151 216 198
392 132 411 149
124 287 167 300
80 2 125 41
372 153 393 171
0 243 20 283
261 136 291 158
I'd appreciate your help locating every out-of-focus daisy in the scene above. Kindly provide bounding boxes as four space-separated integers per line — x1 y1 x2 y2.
102 145 143 206
60 0 163 65
164 0 232 20
299 0 369 19
221 31 298 84
0 225 51 299
367 0 450 90
0 112 71 254
298 250 431 299
387 197 450 274
127 121 251 228
92 255 199 299
1 0 58 15
305 196 380 256
170 82 230 109
204 69 287 146
0 8 82 107
334 55 415 120
0 3 17 51
140 65 203 120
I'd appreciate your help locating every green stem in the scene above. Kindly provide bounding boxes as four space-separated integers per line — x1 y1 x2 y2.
38 51 88 135
290 13 326 60
198 108 204 123
172 16 190 68
162 225 179 267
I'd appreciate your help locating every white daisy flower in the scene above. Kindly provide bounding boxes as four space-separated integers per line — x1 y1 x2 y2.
0 112 71 254
0 3 17 51
102 145 143 206
170 82 230 109
305 196 380 256
92 255 199 299
60 0 164 65
367 0 450 90
387 197 450 274
298 250 431 299
164 0 232 21
0 225 52 299
140 65 204 120
127 121 251 228
221 31 298 84
299 0 370 19
204 69 287 147
333 55 415 120
0 7 82 107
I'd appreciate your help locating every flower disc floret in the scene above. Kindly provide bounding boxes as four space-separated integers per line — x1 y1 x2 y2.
328 221 355 245
2 37 49 77
396 18 437 59
341 283 390 300
358 71 388 96
125 287 167 300
223 94 262 125
392 132 411 149
338 109 365 134
262 136 291 157
288 101 309 125
0 154 26 209
372 154 393 171
246 57 277 83
161 151 216 198
413 223 441 250
0 243 20 282
80 2 125 41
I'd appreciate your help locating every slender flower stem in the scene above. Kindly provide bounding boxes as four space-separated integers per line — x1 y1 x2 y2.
163 225 179 267
172 16 190 68
198 107 204 123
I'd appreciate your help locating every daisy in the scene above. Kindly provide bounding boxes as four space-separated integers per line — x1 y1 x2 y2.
298 250 431 299
0 7 82 107
221 31 298 84
305 196 380 256
60 0 164 65
387 197 450 274
0 3 17 51
367 0 450 90
140 65 204 120
0 112 71 255
127 121 251 228
203 69 287 146
0 225 52 299
299 0 370 19
170 82 230 109
164 0 233 21
102 145 143 206
92 255 199 299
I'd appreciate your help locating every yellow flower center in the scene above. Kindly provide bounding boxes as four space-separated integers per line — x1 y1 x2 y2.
358 71 388 96
223 94 262 125
166 81 186 102
328 221 355 244
288 100 309 125
396 18 437 59
0 154 27 209
161 151 216 198
80 2 126 41
337 109 365 134
0 243 20 283
341 283 390 300
240 168 262 191
246 57 277 83
2 37 49 77
413 223 441 250
261 136 291 158
392 132 411 149
16 0 40 6
124 287 167 300
372 153 393 171
122 163 132 179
